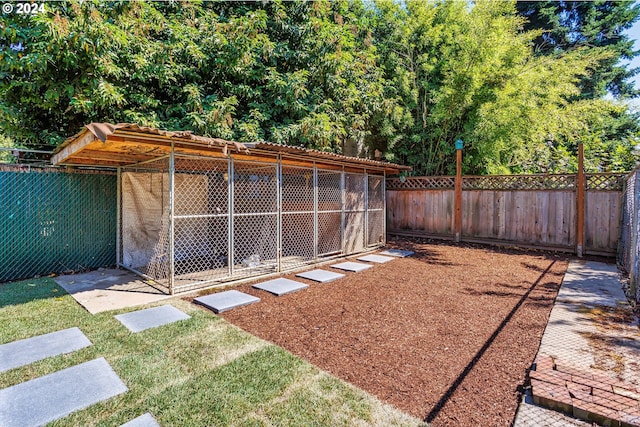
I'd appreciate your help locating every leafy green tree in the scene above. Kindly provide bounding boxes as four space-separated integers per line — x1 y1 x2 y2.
371 0 639 175
1 0 637 173
0 0 390 153
0 134 16 163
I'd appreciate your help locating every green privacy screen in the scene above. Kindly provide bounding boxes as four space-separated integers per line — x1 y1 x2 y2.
0 166 116 282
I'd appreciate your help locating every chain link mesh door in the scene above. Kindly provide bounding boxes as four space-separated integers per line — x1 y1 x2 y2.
281 166 315 270
367 174 385 246
344 172 366 254
231 161 278 279
120 158 170 292
171 156 229 293
317 169 343 257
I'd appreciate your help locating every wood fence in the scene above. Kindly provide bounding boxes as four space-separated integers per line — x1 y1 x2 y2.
386 173 625 256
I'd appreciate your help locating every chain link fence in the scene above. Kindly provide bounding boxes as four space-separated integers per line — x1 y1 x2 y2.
618 167 640 305
281 165 315 270
317 169 343 256
0 165 116 283
118 154 386 294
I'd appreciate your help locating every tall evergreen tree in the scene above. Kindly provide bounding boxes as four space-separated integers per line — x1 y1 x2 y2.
516 0 640 98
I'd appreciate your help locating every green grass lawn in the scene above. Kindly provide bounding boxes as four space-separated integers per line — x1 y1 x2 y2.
0 278 425 427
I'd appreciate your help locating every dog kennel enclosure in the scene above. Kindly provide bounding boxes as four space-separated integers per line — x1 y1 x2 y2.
52 123 409 294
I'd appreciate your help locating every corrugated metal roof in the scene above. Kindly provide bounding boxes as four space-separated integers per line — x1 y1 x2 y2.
245 142 411 171
54 122 248 154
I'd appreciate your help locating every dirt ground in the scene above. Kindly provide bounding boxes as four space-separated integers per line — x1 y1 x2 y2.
220 237 570 426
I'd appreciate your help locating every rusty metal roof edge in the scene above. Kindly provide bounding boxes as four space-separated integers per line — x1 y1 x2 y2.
53 122 248 156
248 141 411 171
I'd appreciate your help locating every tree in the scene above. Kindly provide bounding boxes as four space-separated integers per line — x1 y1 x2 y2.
516 0 640 98
370 0 639 175
0 0 390 153
1 0 637 173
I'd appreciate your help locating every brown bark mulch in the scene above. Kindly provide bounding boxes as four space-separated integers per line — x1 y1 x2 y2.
220 237 570 426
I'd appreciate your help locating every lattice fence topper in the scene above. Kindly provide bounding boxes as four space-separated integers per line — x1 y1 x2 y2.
386 176 455 190
387 173 626 191
586 173 625 191
463 174 576 190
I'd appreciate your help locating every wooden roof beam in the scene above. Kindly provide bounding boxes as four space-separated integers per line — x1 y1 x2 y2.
70 149 156 164
51 130 96 165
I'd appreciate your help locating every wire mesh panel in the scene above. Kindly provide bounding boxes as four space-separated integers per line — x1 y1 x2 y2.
0 166 116 282
317 169 343 256
232 161 278 279
116 151 389 293
281 166 315 270
367 174 385 247
171 156 229 293
618 169 639 304
120 158 170 291
344 172 366 254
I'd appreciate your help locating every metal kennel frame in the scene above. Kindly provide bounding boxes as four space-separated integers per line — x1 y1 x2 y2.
117 148 387 294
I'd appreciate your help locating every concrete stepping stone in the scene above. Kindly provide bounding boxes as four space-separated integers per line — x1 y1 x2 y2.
296 269 345 283
0 327 92 373
357 254 395 264
0 357 128 427
379 249 414 257
120 413 161 427
252 278 308 296
331 262 373 272
194 290 260 314
115 305 191 333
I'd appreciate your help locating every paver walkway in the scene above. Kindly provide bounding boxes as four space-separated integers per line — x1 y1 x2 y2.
0 357 127 427
120 413 161 427
55 269 170 314
357 254 395 263
0 327 91 372
296 269 345 283
514 260 640 426
379 249 414 257
330 261 372 272
252 278 308 296
195 290 260 313
115 305 191 333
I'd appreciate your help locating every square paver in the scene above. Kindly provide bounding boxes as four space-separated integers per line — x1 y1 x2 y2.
252 278 308 296
120 413 161 427
296 269 345 283
55 269 171 314
0 327 92 373
0 357 128 427
115 305 191 333
379 249 414 257
330 262 373 272
194 290 260 313
356 254 395 264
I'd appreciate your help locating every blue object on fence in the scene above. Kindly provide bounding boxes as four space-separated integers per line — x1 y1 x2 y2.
455 139 464 150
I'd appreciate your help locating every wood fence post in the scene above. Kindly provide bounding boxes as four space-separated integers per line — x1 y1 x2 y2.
454 140 463 242
576 143 585 257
